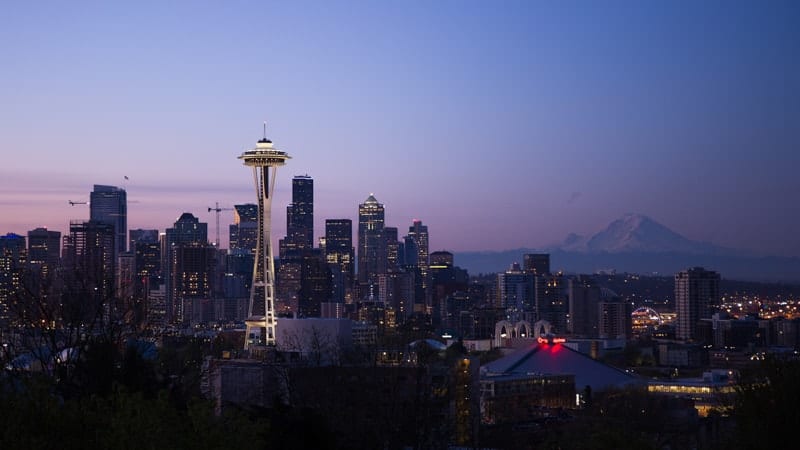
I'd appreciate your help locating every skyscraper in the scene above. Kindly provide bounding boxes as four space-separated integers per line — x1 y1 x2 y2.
287 175 314 251
90 184 127 255
325 219 354 303
406 219 429 272
384 226 399 272
675 267 720 342
405 219 430 316
358 194 385 286
164 213 209 324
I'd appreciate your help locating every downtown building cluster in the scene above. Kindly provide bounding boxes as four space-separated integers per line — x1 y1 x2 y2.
3 174 800 356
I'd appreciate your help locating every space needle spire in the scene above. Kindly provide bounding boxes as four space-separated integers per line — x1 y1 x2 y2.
238 125 290 349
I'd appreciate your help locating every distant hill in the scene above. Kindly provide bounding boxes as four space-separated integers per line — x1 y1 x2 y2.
454 214 800 283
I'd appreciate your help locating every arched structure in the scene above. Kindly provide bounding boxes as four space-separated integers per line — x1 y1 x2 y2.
493 320 534 347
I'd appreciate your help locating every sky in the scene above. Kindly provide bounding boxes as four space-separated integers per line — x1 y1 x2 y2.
1 1 798 256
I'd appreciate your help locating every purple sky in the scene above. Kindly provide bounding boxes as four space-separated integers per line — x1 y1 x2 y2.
1 1 799 256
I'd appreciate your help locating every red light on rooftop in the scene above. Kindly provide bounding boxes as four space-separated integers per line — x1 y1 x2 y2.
537 336 566 345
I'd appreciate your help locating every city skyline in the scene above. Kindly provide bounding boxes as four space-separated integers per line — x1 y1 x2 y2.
1 2 798 256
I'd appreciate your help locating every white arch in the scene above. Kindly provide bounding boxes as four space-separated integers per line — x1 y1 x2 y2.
515 320 532 338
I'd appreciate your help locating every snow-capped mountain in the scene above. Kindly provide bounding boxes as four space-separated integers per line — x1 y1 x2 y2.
455 214 800 282
574 213 716 254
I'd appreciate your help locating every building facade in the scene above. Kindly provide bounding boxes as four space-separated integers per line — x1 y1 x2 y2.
90 184 127 256
675 267 720 342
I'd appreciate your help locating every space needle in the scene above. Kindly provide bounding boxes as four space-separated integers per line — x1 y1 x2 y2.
239 124 290 349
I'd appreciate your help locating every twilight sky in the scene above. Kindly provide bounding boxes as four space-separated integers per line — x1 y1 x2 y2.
1 1 798 256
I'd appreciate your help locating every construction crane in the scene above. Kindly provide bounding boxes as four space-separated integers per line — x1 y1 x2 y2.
208 202 234 248
68 200 88 206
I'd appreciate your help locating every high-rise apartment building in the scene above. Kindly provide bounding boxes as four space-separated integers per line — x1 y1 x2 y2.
675 267 720 342
358 194 385 286
90 184 127 255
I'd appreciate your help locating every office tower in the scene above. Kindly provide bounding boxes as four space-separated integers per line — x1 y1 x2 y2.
239 131 290 348
675 267 720 342
27 227 61 279
230 204 258 253
325 219 354 303
164 213 209 323
567 276 601 337
384 226 399 272
402 236 418 270
357 194 385 286
405 219 429 314
165 213 208 246
90 184 127 255
0 233 27 328
406 219 429 273
523 253 550 276
535 273 566 333
286 175 314 251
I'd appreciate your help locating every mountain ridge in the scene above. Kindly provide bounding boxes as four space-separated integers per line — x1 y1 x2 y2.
452 214 799 282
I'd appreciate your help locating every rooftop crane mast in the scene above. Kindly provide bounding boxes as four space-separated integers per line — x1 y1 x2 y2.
208 202 234 248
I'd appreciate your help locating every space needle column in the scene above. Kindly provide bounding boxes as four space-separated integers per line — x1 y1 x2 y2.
239 128 290 350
